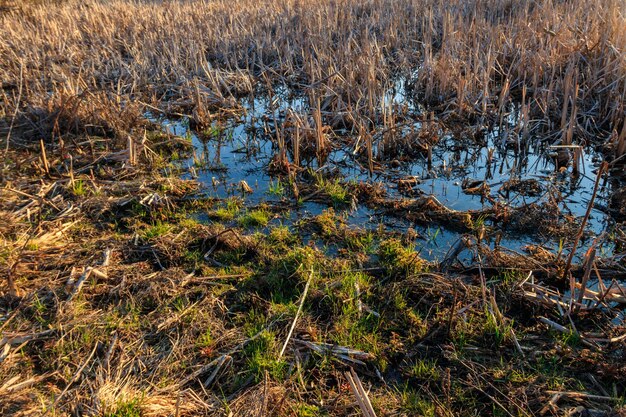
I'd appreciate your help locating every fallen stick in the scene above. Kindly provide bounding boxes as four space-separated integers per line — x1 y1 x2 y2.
539 317 568 333
584 333 626 343
0 329 56 347
0 373 51 395
157 300 201 331
67 267 93 302
203 354 232 387
295 339 374 365
545 390 621 402
539 317 596 349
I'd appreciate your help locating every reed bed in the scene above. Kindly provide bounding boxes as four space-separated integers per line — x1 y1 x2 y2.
0 0 624 155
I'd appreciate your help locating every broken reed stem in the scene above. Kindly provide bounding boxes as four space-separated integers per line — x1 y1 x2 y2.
40 139 50 175
617 122 626 158
4 59 23 156
165 318 284 391
279 268 313 359
127 135 136 166
313 96 324 164
360 122 374 175
266 81 285 164
573 246 595 314
572 146 581 175
560 63 573 145
294 123 300 167
565 81 579 146
562 161 607 296
544 391 622 402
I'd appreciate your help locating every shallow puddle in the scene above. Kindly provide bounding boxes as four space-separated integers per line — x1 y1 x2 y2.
153 87 617 264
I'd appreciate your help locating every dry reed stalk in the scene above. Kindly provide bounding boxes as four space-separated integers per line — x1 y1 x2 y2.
48 341 99 412
3 58 22 155
562 161 607 298
574 246 596 314
565 80 579 147
312 95 324 164
278 268 313 358
39 139 49 175
344 368 377 417
294 123 300 167
360 122 374 174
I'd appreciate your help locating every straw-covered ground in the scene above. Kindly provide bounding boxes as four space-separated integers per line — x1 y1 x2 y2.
1 0 625 416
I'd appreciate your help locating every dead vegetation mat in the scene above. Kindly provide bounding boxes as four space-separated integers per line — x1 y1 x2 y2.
0 137 625 417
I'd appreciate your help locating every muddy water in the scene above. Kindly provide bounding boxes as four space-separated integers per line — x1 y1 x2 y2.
155 89 616 264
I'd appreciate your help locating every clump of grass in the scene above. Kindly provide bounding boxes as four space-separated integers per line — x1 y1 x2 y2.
103 399 142 417
309 208 341 239
196 327 214 348
315 175 351 207
208 198 240 221
71 179 87 196
399 388 436 416
406 358 440 381
295 403 321 417
267 179 285 197
554 327 581 348
211 207 237 221
344 229 375 253
202 123 222 139
237 208 271 228
141 220 171 240
391 291 428 339
268 225 297 246
242 329 286 382
259 245 317 302
378 238 424 275
482 309 513 347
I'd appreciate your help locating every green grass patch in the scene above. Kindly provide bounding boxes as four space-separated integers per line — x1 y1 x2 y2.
237 208 271 228
378 238 424 276
103 398 142 417
314 174 351 207
141 220 171 240
71 179 87 196
243 329 286 382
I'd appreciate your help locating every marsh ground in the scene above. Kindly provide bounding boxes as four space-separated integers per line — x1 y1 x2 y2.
0 0 625 416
